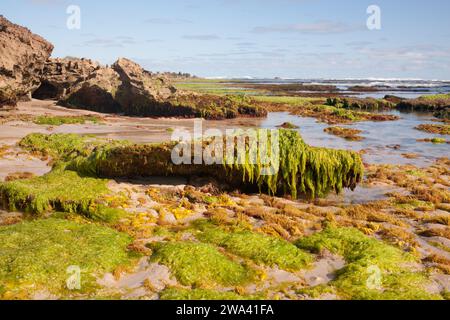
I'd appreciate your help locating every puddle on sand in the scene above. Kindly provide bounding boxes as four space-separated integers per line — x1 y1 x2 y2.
301 251 346 287
0 147 51 182
97 258 178 299
324 184 403 205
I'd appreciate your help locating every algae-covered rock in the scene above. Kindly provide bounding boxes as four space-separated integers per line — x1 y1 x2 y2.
397 94 450 119
69 129 363 199
14 131 363 200
326 97 395 111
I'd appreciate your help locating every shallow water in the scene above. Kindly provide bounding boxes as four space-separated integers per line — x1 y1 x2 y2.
258 111 449 167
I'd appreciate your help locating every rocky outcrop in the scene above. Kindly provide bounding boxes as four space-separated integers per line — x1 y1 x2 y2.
397 94 450 120
62 67 123 113
0 15 53 107
33 58 101 100
112 58 176 101
54 57 182 115
52 57 265 119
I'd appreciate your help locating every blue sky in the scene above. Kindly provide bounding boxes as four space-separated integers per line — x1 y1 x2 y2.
2 0 450 79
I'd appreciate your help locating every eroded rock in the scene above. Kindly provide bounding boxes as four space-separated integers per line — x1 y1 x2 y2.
0 15 53 107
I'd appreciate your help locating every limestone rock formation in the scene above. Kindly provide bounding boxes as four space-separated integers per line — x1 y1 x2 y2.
0 15 53 107
62 66 123 113
111 57 177 112
56 57 181 115
33 57 101 100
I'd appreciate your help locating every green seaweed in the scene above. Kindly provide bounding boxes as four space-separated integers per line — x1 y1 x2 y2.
149 241 256 287
160 288 261 300
296 227 441 300
193 221 312 270
0 218 135 298
19 133 129 163
34 115 102 126
0 168 124 221
226 129 364 198
19 133 92 160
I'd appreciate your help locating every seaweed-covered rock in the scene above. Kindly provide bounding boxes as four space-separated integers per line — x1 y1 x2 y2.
326 97 395 111
0 15 53 107
397 94 450 120
69 130 363 198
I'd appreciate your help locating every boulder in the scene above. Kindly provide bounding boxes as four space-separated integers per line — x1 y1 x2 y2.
110 57 178 115
0 15 53 107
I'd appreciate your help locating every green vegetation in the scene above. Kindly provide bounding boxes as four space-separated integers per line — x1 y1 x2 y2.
34 115 102 126
160 288 260 300
12 131 364 209
194 221 312 270
326 97 394 111
174 82 253 96
19 133 129 162
169 94 267 120
296 227 440 300
0 218 134 298
324 126 364 141
149 241 256 287
420 93 450 101
252 95 321 105
0 169 125 222
0 134 133 221
19 133 92 159
226 129 364 198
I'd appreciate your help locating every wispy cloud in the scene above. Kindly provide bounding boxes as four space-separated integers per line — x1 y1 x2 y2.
182 34 220 40
236 42 257 47
79 36 138 48
252 20 364 34
146 39 164 43
144 18 192 24
28 0 66 5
